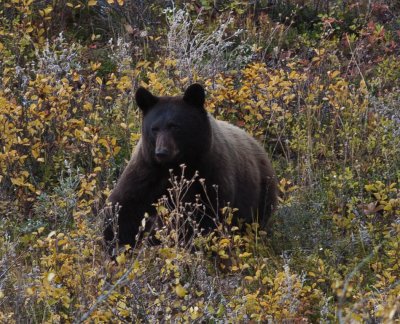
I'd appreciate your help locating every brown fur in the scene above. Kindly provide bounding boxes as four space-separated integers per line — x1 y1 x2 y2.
204 117 278 226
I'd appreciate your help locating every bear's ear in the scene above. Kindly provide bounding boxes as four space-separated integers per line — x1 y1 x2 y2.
183 83 205 109
135 87 158 113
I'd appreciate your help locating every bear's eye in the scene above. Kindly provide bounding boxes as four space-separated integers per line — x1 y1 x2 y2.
151 126 159 133
168 123 180 131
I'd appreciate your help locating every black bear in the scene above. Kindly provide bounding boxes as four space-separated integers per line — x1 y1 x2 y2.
104 84 277 252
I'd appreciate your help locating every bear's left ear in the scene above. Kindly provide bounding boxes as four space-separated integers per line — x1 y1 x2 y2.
135 87 158 113
183 83 205 109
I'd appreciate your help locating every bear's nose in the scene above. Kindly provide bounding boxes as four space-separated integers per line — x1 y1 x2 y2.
155 149 169 160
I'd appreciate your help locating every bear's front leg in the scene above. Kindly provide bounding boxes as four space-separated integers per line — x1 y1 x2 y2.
103 202 147 255
103 159 167 256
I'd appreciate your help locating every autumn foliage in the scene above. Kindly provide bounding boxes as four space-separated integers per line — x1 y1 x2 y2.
0 0 399 322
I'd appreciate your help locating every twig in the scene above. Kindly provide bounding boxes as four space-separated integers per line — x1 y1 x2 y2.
337 244 381 324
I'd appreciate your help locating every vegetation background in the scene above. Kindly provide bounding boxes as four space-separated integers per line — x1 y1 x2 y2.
0 0 399 322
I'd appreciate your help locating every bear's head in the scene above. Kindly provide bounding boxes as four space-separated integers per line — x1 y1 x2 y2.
135 84 212 167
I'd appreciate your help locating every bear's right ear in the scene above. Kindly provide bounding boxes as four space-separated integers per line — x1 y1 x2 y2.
183 83 205 109
135 87 158 113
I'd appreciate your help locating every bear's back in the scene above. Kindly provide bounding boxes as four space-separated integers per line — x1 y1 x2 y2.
205 116 277 224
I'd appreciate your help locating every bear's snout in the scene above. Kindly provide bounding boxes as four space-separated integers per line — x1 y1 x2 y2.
155 148 170 160
155 132 179 163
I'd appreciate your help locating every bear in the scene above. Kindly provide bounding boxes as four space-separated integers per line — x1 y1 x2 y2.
104 84 277 253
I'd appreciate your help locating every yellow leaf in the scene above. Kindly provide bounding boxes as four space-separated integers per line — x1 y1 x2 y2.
47 231 56 239
31 148 39 159
159 247 175 259
175 284 187 298
91 62 101 71
47 272 55 282
26 288 34 296
11 177 24 186
262 276 271 284
88 0 97 6
384 204 393 211
38 6 52 16
116 253 126 265
239 252 252 258
219 238 230 246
